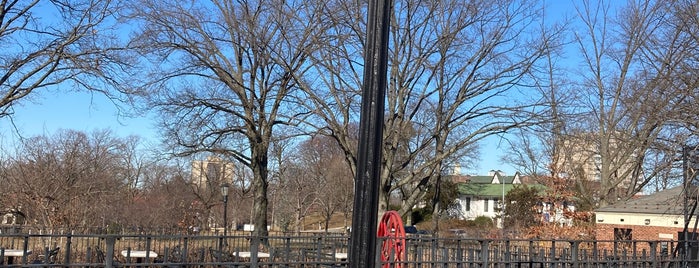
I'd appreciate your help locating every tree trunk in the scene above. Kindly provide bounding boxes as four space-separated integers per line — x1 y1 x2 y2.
250 147 269 239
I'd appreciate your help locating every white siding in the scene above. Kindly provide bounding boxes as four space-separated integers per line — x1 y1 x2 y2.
456 196 500 221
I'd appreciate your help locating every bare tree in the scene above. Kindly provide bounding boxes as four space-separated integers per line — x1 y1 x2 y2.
301 0 562 229
275 161 317 233
661 1 699 148
271 135 354 233
490 0 699 214
0 130 129 228
268 137 292 232
500 27 578 181
0 0 126 119
124 0 329 238
299 135 353 232
137 160 201 231
0 129 213 231
563 0 692 205
507 0 699 208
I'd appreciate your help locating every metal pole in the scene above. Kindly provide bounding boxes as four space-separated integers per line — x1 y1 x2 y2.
349 0 392 267
684 146 689 267
502 176 505 228
221 183 229 250
223 195 228 238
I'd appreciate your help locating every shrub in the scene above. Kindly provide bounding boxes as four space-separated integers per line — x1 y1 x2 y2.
472 216 494 228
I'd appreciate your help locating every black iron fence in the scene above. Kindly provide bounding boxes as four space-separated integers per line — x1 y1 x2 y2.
0 232 696 267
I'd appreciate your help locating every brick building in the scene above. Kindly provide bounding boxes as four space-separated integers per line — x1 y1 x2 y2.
595 186 696 252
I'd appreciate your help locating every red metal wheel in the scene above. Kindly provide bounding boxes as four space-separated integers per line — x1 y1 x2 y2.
377 211 405 268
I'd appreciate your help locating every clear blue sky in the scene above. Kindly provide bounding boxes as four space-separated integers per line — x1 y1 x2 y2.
0 0 599 177
0 90 157 148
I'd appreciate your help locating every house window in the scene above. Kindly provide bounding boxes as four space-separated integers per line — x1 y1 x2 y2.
484 199 489 212
465 197 471 211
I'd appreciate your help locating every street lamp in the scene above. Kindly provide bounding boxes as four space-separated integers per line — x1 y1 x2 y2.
221 183 230 240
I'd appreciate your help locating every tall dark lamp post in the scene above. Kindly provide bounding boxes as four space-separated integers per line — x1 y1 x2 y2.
221 183 230 249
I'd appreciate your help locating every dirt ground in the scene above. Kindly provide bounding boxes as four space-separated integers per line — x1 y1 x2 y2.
300 213 351 232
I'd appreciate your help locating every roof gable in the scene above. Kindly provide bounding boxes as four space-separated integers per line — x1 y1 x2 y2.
456 171 528 196
469 172 522 184
512 173 522 184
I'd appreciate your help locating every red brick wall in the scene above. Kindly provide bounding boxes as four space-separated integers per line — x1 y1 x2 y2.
596 223 683 241
593 224 685 252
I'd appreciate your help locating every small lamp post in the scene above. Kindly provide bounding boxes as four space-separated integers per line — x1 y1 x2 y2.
221 183 230 235
220 183 230 249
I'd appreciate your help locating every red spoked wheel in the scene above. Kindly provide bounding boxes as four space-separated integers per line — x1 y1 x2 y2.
377 211 405 268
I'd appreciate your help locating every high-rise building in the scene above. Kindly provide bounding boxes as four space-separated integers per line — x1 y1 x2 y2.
191 156 236 189
553 132 640 201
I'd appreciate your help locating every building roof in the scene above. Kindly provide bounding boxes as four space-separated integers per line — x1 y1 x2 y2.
457 183 546 198
458 183 515 197
454 171 546 197
468 176 502 184
595 186 686 215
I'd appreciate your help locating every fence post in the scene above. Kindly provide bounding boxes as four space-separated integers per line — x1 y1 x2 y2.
570 241 579 268
456 240 464 268
431 237 438 265
504 240 510 268
480 240 489 268
22 235 29 264
65 234 72 265
182 236 189 265
105 236 116 268
592 240 598 264
218 236 224 251
649 241 657 267
198 247 206 268
550 240 556 268
146 236 153 263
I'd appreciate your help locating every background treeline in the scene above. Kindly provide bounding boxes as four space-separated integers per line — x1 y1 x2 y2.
0 129 354 234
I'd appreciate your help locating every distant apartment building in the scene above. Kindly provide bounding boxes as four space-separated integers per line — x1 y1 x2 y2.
555 133 602 181
553 132 639 196
191 156 236 189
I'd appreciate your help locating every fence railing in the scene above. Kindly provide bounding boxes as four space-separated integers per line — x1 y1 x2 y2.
0 232 696 267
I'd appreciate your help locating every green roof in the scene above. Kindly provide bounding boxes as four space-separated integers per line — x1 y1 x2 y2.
457 183 546 198
468 175 519 184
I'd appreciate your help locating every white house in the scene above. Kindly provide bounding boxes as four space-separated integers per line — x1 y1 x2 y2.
450 170 524 226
